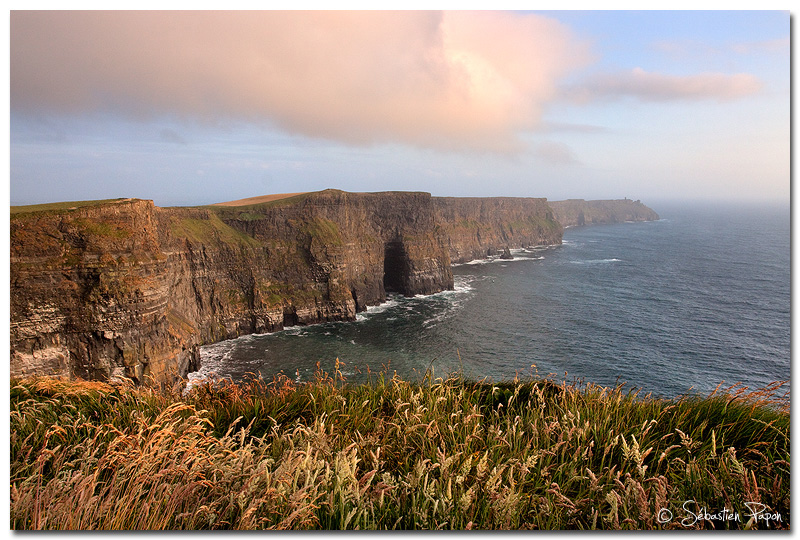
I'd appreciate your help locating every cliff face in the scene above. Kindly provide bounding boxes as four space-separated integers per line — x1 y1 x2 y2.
10 190 562 385
434 197 562 263
207 190 454 317
10 199 196 384
549 199 660 228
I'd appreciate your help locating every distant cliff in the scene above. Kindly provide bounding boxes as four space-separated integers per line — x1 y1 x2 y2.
434 197 561 264
549 199 659 228
10 190 562 385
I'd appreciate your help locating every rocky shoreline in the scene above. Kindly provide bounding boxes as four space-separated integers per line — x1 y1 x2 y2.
10 190 658 386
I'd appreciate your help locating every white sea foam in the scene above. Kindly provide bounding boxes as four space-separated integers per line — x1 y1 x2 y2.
433 277 475 299
365 298 401 313
356 297 401 321
185 341 237 392
422 312 448 328
283 326 311 336
191 275 477 383
523 245 553 253
416 275 478 328
462 254 539 266
453 276 475 292
186 326 286 391
570 258 622 264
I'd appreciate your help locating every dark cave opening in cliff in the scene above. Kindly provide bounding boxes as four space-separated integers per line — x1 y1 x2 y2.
383 240 410 296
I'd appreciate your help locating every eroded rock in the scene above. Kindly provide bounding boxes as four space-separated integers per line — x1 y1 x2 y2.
9 190 576 385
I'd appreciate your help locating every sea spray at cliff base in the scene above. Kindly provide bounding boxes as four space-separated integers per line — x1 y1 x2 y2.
192 202 789 400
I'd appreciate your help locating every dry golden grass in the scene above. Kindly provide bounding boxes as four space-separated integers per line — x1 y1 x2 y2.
9 373 790 530
211 193 308 207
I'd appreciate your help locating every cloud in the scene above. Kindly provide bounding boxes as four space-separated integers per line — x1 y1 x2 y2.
730 37 790 55
653 37 789 58
159 128 186 145
566 67 762 103
541 121 607 134
533 141 579 166
10 10 591 153
10 114 69 144
651 39 716 59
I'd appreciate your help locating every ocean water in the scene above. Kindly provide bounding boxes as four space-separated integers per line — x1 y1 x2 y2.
188 202 790 399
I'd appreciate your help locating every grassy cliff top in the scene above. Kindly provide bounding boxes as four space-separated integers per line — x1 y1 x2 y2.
205 192 315 220
211 192 309 207
10 374 789 530
10 198 143 216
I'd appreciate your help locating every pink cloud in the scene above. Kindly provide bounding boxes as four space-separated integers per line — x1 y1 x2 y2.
10 10 591 153
569 67 762 103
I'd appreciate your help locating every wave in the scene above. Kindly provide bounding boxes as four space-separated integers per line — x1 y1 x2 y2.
434 276 476 296
453 275 474 293
192 275 479 382
461 254 544 266
569 258 622 265
418 277 478 328
355 298 401 321
186 341 237 391
283 327 311 336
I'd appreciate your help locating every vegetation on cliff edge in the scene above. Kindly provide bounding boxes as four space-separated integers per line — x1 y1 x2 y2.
167 213 262 248
206 191 315 219
10 372 788 530
10 198 138 216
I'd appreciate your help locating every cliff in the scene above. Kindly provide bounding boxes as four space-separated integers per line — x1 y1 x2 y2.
433 197 562 264
10 190 562 385
549 199 659 228
11 199 199 384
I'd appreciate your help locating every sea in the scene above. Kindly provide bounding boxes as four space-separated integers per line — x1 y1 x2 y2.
188 201 790 400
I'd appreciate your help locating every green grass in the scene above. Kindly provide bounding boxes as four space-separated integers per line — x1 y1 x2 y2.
71 218 132 239
10 198 137 216
10 372 789 530
301 217 344 246
168 214 262 248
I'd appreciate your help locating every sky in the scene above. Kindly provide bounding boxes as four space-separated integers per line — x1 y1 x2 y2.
8 9 791 207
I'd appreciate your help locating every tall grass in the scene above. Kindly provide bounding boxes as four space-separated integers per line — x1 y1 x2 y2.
10 371 789 530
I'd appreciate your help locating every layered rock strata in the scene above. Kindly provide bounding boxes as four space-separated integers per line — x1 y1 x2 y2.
10 190 564 385
434 197 562 264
